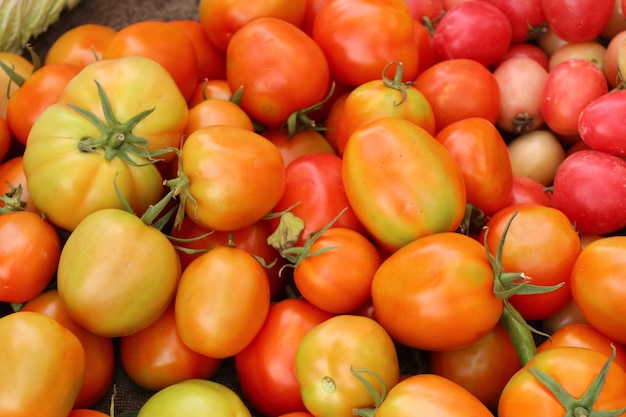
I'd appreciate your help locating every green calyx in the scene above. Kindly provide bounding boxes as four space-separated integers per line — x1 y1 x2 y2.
0 183 27 214
381 61 414 106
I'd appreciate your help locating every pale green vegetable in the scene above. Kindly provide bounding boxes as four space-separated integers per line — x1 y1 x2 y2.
0 0 82 53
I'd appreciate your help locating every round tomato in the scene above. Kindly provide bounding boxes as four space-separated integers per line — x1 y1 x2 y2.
44 23 117 68
0 52 34 120
184 97 254 137
371 232 503 351
0 156 37 212
578 89 626 156
169 19 227 81
68 410 110 417
482 0 547 43
495 42 550 70
342 117 466 252
506 129 565 186
506 175 553 207
542 0 614 42
262 128 336 167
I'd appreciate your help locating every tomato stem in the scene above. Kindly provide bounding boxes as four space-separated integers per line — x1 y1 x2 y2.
381 61 414 105
0 183 27 214
351 367 387 417
498 304 536 366
280 82 336 138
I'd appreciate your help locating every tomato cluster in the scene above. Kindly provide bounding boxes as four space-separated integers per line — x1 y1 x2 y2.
2 0 626 416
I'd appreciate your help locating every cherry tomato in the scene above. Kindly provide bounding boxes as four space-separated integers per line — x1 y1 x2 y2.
44 23 117 68
542 0 614 42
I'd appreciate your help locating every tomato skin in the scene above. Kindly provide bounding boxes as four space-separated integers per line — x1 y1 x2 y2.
604 29 626 88
0 311 85 417
235 299 334 417
262 128 336 167
313 0 418 87
551 149 626 235
578 89 626 156
371 232 503 350
342 117 466 252
169 20 227 81
506 175 552 207
295 314 400 417
0 156 37 212
120 303 222 392
174 246 270 359
494 42 550 70
184 97 254 136
67 410 110 417
0 113 10 162
57 208 182 338
570 236 626 345
498 347 626 417
374 373 494 417
0 211 61 303
542 0 614 42
435 117 513 216
44 23 117 68
226 17 330 128
506 130 565 187
22 290 114 408
0 52 34 120
482 0 547 44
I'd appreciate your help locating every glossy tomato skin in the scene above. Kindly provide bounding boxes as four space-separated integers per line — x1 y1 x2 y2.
235 298 334 417
551 149 626 235
313 0 418 87
371 232 503 350
262 128 336 167
169 19 227 81
570 236 626 345
44 23 117 68
0 311 85 417
373 374 494 417
0 115 9 163
542 0 614 42
67 410 110 417
578 89 626 156
226 17 330 128
174 246 270 359
183 97 254 136
57 208 182 338
482 0 546 43
0 211 61 303
506 175 552 207
342 117 466 252
295 314 400 417
120 303 222 391
22 290 114 408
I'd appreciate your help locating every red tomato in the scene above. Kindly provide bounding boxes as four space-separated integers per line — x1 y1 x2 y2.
120 303 222 391
187 78 233 108
301 0 332 36
481 0 547 43
322 90 350 153
494 42 550 70
184 97 254 136
262 128 336 167
67 410 110 417
480 203 581 321
415 58 501 133
578 89 626 156
235 299 334 417
44 23 117 68
506 175 552 207
435 117 513 216
0 156 37 212
22 290 114 408
226 17 330 128
413 19 437 76
169 20 227 81
313 0 418 87
542 0 614 42
432 1 512 67
603 29 626 88
404 0 445 20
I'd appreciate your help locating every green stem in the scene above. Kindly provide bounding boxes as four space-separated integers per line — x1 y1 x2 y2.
499 303 536 366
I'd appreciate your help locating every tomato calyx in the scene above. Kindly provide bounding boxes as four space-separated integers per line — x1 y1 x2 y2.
381 61 414 106
280 82 336 138
512 112 537 134
530 345 626 417
352 367 388 417
0 183 27 214
526 21 549 40
265 203 305 253
0 44 40 88
70 80 171 164
458 203 488 236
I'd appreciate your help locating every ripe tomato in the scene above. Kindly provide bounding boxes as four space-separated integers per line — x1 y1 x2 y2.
506 129 565 186
413 19 437 76
67 410 110 417
57 208 182 338
415 58 501 133
103 21 199 101
570 236 626 345
169 20 227 81
184 98 254 137
180 125 285 232
578 89 626 156
0 115 10 163
435 117 513 216
120 303 222 391
604 29 626 88
0 211 61 303
371 232 503 350
542 0 614 42
22 290 114 408
174 246 270 358
187 78 233 108
262 128 336 167
548 41 607 71
235 298 334 417
226 17 330 128
313 0 418 87
44 23 117 68
506 175 553 207
342 117 466 252
0 311 85 417
482 0 547 43
295 314 400 417
0 156 36 212
0 52 33 120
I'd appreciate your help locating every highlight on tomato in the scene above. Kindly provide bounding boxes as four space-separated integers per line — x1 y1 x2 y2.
43 23 117 68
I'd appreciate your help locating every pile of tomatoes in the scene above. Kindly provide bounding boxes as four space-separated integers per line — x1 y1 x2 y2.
2 0 626 416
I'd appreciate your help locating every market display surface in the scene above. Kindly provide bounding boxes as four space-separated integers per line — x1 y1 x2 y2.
2 0 626 416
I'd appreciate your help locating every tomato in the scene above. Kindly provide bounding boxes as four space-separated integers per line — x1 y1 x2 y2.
103 21 199 101
404 0 445 20
187 78 233 108
0 211 60 303
22 56 187 232
301 0 332 35
498 346 626 416
169 20 227 81
295 314 400 417
6 63 81 146
342 117 466 252
334 61 436 155
432 1 512 67
322 90 350 153
235 298 334 417
570 236 626 345
494 42 550 70
226 17 330 129
482 0 547 43
541 297 589 334
179 125 285 232
415 58 501 133
67 410 110 417
57 208 181 337
551 149 626 235
313 0 418 87
537 26 570 57
0 311 85 417
542 0 614 42
548 41 607 71
0 52 33 120
506 129 566 186
506 175 553 207
413 19 437 76
277 413 314 417
435 117 513 216
22 290 114 408
0 156 37 212
137 379 252 417
262 128 336 167
120 303 222 391
199 0 307 51
602 0 626 39
493 57 548 134
480 203 581 321
184 97 254 137
44 23 117 68
371 232 503 350
578 90 626 156
541 58 608 139
174 245 270 358
604 29 626 88
429 322 522 411
269 152 363 248
0 115 10 163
